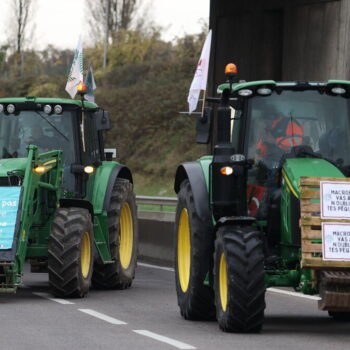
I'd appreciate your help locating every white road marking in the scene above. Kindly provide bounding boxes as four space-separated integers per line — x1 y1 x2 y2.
33 292 75 304
78 309 127 325
140 263 322 301
267 287 321 300
133 330 196 350
138 262 174 272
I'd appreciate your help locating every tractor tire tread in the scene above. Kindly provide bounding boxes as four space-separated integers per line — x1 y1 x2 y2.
92 178 138 290
48 207 93 298
175 180 216 321
215 225 266 333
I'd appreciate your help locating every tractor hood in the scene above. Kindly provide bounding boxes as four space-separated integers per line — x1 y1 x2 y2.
282 158 344 198
0 158 28 177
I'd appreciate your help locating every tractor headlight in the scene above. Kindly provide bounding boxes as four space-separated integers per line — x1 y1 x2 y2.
44 105 52 114
7 104 15 114
238 89 253 97
257 87 272 95
331 87 346 95
54 105 62 114
34 166 46 174
220 166 233 176
84 166 95 174
0 104 3 113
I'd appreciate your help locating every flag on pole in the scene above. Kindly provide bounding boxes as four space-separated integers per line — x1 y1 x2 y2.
84 64 97 103
188 30 212 114
65 38 84 99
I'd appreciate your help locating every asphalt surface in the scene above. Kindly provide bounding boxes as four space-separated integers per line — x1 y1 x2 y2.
0 263 349 350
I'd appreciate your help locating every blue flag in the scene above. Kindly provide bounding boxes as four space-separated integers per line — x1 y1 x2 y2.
84 64 97 103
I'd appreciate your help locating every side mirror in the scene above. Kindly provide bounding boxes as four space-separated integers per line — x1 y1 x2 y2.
94 110 110 131
196 107 213 144
104 148 116 161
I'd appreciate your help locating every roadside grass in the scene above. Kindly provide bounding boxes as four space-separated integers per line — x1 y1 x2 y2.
133 174 176 212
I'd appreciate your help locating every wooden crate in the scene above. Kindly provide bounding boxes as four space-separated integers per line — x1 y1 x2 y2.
300 176 350 269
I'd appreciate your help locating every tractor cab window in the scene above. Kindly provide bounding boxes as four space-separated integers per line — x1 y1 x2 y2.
0 110 76 191
245 90 350 217
81 111 100 164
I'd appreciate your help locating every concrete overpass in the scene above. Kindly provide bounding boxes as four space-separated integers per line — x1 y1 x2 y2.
209 0 350 92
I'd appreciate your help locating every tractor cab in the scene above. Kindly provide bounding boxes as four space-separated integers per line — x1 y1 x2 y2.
205 75 350 223
237 83 350 217
0 97 109 195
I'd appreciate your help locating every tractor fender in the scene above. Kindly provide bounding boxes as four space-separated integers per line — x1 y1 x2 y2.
59 198 94 222
91 162 133 214
174 162 211 220
102 164 133 211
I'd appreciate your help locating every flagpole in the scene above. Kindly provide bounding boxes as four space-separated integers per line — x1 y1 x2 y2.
201 89 207 117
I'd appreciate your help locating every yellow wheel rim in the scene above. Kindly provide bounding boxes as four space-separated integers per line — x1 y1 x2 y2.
219 252 228 311
178 208 191 293
119 203 134 269
81 231 91 279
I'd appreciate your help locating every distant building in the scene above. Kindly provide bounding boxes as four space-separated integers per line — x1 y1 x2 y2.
209 0 350 91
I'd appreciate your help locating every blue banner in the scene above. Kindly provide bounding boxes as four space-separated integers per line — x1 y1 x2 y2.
0 187 21 250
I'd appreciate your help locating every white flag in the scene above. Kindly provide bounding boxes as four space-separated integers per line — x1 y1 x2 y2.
65 38 84 99
188 30 212 114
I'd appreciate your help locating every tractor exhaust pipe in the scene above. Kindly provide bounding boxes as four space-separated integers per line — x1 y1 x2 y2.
217 106 231 144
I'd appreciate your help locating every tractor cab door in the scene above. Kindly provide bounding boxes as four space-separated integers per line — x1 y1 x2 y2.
79 111 103 199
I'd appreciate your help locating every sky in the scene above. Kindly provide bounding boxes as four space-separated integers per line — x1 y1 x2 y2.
0 0 210 50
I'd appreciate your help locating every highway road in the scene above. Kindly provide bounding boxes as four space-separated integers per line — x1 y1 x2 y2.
0 262 349 350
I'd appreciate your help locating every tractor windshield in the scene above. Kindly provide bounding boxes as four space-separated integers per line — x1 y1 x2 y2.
245 89 350 218
246 90 350 170
0 110 75 162
0 110 76 190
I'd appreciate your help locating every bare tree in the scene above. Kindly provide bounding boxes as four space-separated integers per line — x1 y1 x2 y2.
85 0 152 69
11 0 35 53
85 0 140 43
5 0 36 76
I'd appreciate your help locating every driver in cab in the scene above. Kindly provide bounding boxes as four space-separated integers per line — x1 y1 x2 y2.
256 115 304 160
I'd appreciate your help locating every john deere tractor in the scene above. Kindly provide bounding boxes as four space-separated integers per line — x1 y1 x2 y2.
174 63 350 332
0 92 137 297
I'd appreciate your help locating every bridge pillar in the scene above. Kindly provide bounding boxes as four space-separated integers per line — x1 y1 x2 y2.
209 0 350 90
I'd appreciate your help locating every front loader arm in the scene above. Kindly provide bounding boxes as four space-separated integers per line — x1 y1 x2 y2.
0 146 63 292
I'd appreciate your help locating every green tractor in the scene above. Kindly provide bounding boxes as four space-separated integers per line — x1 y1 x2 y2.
174 63 350 332
0 94 138 297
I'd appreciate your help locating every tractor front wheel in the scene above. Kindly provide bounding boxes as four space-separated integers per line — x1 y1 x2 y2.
92 178 138 289
214 225 266 332
48 207 94 298
174 180 215 320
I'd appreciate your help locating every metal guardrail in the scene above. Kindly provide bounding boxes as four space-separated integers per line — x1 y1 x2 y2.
136 195 176 265
136 195 177 210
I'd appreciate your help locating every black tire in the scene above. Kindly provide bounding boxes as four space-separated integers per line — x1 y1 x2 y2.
92 178 138 289
214 225 266 332
48 207 94 298
328 311 350 322
174 179 215 320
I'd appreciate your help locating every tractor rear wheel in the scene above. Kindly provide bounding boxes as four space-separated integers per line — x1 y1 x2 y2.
48 207 94 298
92 178 138 289
174 180 215 320
214 225 265 332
